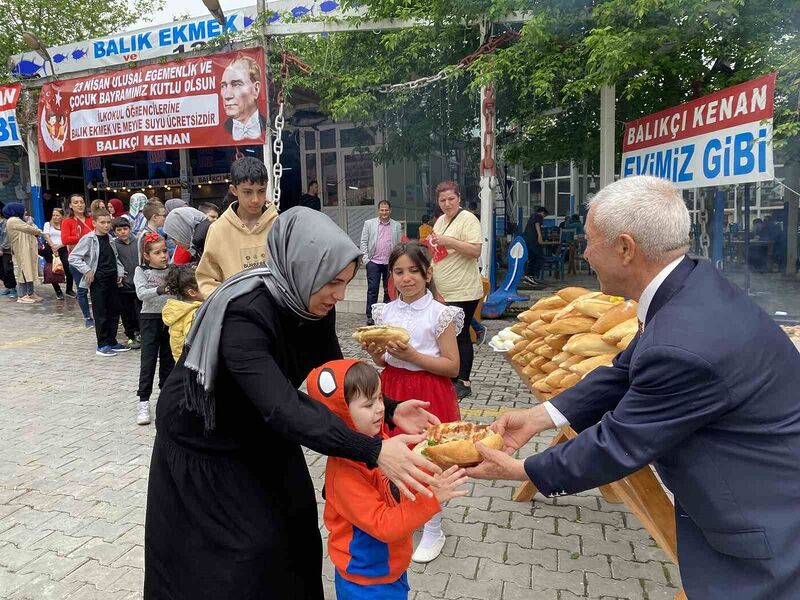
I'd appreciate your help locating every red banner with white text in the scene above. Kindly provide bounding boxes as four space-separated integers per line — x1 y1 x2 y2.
37 48 267 162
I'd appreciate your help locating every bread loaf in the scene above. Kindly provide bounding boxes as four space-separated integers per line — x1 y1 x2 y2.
561 355 585 369
601 318 638 344
541 360 560 374
544 334 570 351
545 316 596 335
573 298 617 319
533 379 554 393
561 372 581 388
522 364 540 376
545 368 570 387
531 296 568 311
530 373 547 383
510 322 528 335
569 354 616 376
539 308 561 323
552 292 602 320
563 333 620 357
556 287 592 302
553 350 573 365
526 339 546 352
590 300 638 333
518 309 543 324
534 323 549 338
618 332 635 350
530 355 549 369
535 345 557 359
511 339 529 355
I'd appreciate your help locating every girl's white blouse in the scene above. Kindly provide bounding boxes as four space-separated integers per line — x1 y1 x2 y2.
372 290 464 372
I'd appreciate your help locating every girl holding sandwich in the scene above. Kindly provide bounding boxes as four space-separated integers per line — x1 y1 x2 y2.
363 241 463 564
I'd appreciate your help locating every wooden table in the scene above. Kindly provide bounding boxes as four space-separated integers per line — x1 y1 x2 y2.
505 355 685 598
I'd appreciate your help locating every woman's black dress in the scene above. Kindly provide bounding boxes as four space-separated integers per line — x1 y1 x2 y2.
144 289 382 599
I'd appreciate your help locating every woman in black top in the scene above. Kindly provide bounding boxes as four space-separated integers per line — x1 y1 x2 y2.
144 207 441 600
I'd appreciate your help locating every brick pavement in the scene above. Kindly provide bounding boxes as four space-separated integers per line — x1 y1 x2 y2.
0 293 680 599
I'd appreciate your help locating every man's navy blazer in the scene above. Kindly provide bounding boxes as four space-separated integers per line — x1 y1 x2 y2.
525 257 800 599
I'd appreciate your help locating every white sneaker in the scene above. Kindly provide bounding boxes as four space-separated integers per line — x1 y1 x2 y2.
411 532 446 563
137 402 151 425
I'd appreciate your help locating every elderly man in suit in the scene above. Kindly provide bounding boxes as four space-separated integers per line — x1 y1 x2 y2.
469 176 800 599
360 200 402 325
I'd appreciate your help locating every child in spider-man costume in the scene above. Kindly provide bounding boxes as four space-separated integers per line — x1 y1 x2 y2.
306 359 467 599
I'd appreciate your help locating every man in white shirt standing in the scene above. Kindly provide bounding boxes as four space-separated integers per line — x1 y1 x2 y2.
220 56 266 142
467 175 800 600
360 200 401 325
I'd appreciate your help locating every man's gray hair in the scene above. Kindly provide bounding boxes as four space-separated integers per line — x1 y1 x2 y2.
589 176 691 260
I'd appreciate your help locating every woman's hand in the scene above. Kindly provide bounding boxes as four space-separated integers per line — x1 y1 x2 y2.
430 465 469 503
386 340 419 363
378 434 441 500
434 234 457 250
392 400 441 434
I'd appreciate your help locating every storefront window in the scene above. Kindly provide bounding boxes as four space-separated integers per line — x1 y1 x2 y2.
304 131 316 150
340 127 375 148
320 129 336 150
321 152 338 207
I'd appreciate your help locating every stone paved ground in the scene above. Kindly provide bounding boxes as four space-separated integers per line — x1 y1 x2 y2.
0 292 681 599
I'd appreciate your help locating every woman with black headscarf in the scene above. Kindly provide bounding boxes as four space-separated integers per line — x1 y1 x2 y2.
144 207 442 600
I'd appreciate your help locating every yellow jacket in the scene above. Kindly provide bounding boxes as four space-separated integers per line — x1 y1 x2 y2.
195 202 277 298
162 299 203 361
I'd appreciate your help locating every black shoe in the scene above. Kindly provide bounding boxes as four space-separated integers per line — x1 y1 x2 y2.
366 319 375 326
454 380 472 400
522 276 547 290
65 290 77 298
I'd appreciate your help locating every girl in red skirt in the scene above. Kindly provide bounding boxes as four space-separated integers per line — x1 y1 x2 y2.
363 241 463 564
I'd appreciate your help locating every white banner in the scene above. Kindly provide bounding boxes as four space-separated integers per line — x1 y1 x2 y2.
621 73 776 190
0 84 22 147
9 0 349 78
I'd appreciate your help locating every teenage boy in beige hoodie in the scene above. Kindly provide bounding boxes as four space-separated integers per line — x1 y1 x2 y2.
196 157 278 297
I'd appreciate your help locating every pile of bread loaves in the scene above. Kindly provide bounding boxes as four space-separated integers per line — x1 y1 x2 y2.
508 287 638 400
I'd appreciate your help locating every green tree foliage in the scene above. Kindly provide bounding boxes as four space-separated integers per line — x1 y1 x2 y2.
0 0 164 82
275 0 799 166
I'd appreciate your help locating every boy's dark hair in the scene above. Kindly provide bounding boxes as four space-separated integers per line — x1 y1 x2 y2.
165 265 199 301
197 202 219 214
344 361 381 406
467 201 478 212
93 208 111 219
230 157 268 186
143 201 166 221
112 217 131 230
421 214 430 224
388 241 436 295
378 200 391 209
535 206 549 215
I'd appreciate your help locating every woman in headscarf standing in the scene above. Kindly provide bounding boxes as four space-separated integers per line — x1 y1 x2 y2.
144 208 442 600
3 203 43 304
162 207 208 265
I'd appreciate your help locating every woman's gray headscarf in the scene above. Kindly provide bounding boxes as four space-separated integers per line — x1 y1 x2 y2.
182 207 362 429
164 198 188 214
163 207 207 249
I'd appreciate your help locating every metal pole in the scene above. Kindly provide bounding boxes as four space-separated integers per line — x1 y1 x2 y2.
258 0 275 200
712 190 725 269
569 159 577 215
786 161 799 277
24 97 44 227
744 183 751 294
478 83 495 279
599 84 615 189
